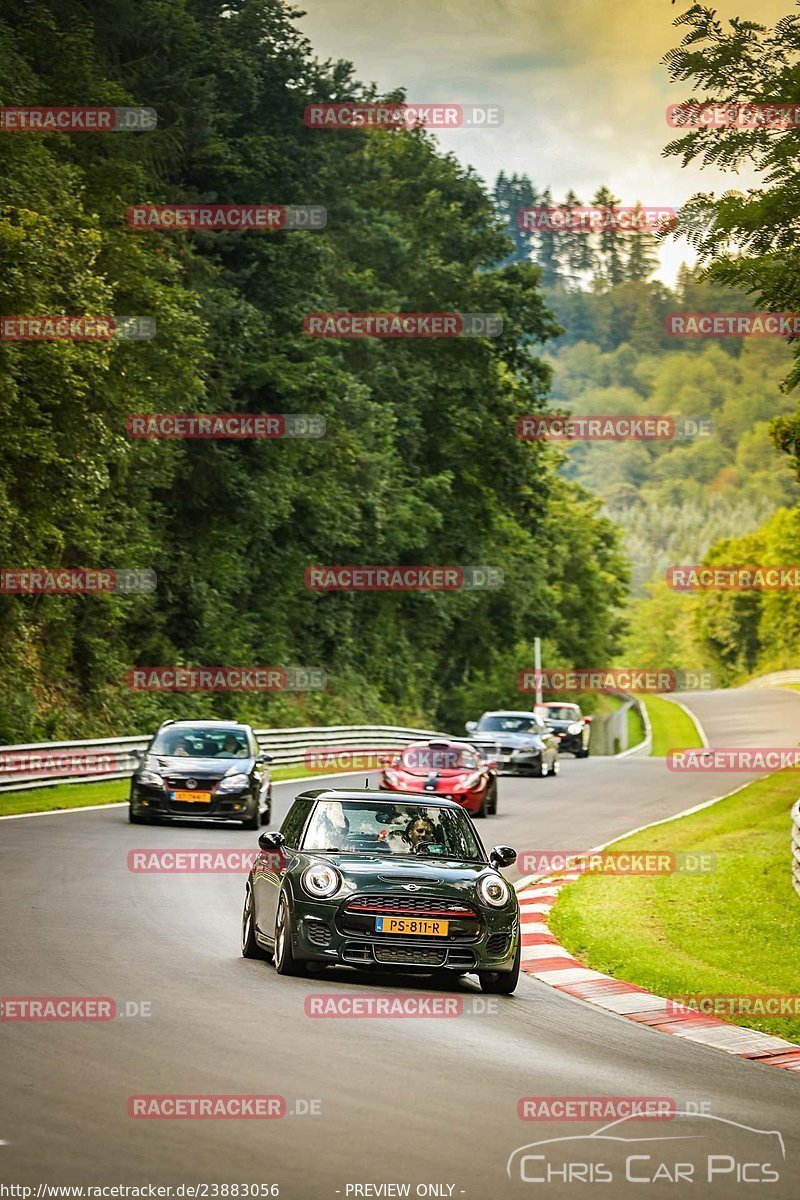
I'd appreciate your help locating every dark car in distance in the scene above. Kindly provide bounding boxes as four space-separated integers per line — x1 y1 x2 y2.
535 703 592 758
242 789 521 993
129 719 273 829
379 740 499 817
465 711 559 777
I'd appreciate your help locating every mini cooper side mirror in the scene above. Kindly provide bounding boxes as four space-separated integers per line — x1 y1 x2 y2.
258 753 273 763
258 831 285 851
465 721 477 734
490 845 517 868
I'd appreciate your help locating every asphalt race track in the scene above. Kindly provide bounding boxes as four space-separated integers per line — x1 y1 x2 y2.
2 687 800 1196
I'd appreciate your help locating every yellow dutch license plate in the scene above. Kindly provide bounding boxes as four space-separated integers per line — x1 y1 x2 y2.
172 790 211 803
375 916 449 937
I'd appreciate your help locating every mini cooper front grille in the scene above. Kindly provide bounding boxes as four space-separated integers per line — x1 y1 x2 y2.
342 942 373 964
486 932 510 957
346 895 478 919
373 946 447 967
447 948 477 967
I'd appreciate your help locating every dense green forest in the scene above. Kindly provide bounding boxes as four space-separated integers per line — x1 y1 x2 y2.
0 0 630 742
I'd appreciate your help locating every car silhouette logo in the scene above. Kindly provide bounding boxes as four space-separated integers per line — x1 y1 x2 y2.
185 779 197 789
402 884 421 892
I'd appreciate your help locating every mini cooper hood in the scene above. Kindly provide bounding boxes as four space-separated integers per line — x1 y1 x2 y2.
307 852 494 886
147 754 253 776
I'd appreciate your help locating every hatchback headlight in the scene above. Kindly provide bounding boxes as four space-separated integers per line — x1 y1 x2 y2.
567 722 583 735
138 770 164 787
216 773 250 793
301 864 342 899
478 872 510 907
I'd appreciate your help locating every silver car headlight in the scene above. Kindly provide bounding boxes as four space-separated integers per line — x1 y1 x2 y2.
216 773 250 793
567 722 583 735
478 872 510 908
138 770 164 787
301 864 342 899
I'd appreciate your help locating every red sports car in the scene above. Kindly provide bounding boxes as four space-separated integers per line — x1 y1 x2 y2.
379 740 498 817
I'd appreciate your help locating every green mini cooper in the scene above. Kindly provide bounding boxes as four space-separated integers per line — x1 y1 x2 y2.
241 788 521 993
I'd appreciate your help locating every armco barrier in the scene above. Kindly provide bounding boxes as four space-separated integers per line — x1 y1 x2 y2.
0 724 456 794
743 669 800 689
793 799 800 898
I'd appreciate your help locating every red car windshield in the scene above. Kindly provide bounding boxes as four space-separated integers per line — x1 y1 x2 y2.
398 745 482 775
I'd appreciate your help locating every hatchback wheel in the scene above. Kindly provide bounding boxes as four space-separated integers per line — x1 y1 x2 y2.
274 894 306 976
478 942 520 994
241 884 270 960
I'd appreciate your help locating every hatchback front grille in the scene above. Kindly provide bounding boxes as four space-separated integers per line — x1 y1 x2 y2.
374 946 447 966
346 894 477 918
305 920 332 947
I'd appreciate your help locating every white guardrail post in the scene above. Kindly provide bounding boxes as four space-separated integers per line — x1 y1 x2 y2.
792 800 800 898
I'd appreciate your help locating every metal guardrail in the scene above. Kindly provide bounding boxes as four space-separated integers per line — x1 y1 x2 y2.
0 724 457 793
743 670 800 689
793 800 800 898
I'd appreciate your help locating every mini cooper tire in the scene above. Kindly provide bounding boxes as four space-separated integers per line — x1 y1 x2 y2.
546 759 560 778
128 808 146 824
576 747 590 759
241 884 270 960
274 894 306 976
260 804 271 826
478 942 520 994
488 781 498 814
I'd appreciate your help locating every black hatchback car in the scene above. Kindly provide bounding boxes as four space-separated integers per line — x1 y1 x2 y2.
129 719 273 829
242 789 521 993
535 703 592 758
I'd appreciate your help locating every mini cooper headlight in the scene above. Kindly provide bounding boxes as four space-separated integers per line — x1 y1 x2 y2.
567 722 583 735
216 772 250 793
138 770 165 787
301 864 342 899
478 872 510 908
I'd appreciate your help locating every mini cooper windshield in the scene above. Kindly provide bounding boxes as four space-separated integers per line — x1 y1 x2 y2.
302 799 485 860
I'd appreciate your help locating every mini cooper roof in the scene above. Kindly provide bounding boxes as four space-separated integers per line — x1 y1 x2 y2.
295 788 464 809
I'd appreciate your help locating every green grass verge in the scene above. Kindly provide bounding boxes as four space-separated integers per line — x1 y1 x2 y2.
626 702 645 750
0 760 372 818
549 768 800 1041
639 694 704 757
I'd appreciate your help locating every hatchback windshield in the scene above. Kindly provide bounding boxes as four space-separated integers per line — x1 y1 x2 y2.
150 727 250 758
544 706 580 722
477 715 538 733
302 800 484 860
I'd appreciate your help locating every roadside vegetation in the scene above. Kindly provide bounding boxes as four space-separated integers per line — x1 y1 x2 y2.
550 768 800 1042
639 694 704 757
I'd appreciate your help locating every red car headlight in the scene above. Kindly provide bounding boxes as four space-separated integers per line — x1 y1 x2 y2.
453 771 483 791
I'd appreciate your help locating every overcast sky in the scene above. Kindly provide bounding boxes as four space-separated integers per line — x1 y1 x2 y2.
295 0 787 284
